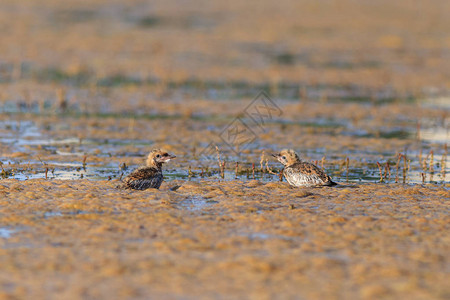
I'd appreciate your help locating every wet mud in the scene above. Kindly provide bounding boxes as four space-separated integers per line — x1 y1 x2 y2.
0 179 449 299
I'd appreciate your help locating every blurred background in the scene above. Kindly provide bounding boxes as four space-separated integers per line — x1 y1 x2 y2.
1 0 449 100
0 0 448 183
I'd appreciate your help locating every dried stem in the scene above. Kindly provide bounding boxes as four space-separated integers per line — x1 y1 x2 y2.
422 153 428 175
215 146 225 179
402 154 407 184
265 159 277 175
82 155 87 170
252 163 255 179
260 151 265 172
346 157 349 183
395 153 401 183
376 162 383 182
442 144 447 183
408 159 411 182
215 146 222 167
37 156 47 166
221 162 225 179
38 156 49 179
429 150 434 174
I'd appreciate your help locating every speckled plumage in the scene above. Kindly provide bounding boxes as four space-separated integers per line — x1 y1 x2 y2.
119 149 175 190
273 149 336 187
122 166 164 190
284 162 335 187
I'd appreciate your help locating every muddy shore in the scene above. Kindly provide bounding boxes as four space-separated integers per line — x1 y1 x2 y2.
0 179 449 299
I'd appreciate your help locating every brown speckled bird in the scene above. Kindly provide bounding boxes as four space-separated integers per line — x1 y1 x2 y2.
272 149 336 187
120 149 176 190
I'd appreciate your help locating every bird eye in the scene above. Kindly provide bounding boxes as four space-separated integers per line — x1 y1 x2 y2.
282 156 286 160
156 154 161 158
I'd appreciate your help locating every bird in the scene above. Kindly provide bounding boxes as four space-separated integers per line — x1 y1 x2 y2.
119 149 176 190
272 149 336 187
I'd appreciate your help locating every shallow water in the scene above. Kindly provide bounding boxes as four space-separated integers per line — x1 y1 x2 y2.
1 97 448 186
178 196 218 211
0 228 15 239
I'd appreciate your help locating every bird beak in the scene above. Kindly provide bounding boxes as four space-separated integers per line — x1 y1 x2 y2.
271 153 279 158
162 154 176 162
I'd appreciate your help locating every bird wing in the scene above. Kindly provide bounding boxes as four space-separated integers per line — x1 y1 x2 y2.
285 162 333 186
122 167 163 190
284 167 321 186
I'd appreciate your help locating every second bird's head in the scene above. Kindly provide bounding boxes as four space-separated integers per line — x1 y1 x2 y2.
271 149 300 166
147 149 176 166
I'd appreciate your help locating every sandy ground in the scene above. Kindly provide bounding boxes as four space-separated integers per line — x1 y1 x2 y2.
0 179 449 299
